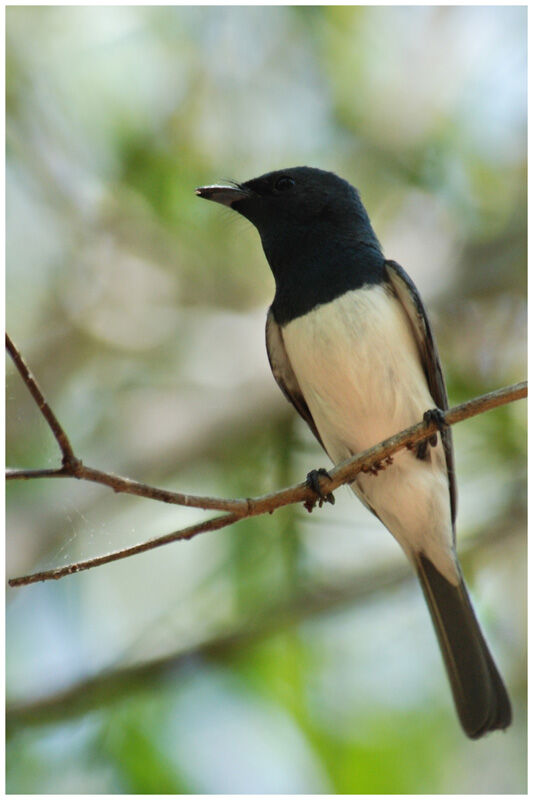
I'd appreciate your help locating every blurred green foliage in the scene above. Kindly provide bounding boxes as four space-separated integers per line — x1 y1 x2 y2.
6 6 526 793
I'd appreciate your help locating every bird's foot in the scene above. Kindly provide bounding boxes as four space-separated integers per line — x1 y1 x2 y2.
361 458 390 476
417 408 448 459
424 407 448 436
304 468 335 512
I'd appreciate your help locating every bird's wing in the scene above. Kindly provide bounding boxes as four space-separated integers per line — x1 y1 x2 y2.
265 308 325 449
384 259 457 524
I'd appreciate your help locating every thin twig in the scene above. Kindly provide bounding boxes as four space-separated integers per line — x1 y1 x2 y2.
5 331 527 509
6 333 526 511
320 380 527 493
5 333 78 467
6 467 69 480
8 512 241 587
8 380 526 587
6 334 527 587
7 464 250 513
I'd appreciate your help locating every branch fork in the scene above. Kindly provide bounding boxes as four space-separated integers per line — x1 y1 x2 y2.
6 332 527 588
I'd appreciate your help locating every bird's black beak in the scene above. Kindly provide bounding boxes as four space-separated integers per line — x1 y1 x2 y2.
195 183 252 207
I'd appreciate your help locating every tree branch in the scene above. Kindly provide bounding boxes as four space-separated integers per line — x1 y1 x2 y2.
6 333 78 468
6 333 527 588
6 509 524 730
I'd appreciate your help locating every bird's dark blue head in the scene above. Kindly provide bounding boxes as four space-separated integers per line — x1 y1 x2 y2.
196 167 385 323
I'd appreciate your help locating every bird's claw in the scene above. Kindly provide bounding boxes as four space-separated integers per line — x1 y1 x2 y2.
417 408 448 459
424 407 448 437
304 468 335 512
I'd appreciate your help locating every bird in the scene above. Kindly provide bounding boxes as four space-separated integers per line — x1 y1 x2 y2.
196 166 512 738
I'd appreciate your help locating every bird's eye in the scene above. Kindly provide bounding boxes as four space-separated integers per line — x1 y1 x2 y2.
274 176 295 192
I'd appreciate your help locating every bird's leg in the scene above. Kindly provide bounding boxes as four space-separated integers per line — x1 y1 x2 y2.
417 407 448 460
305 468 335 512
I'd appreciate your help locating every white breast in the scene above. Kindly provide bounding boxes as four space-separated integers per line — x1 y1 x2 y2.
281 284 457 581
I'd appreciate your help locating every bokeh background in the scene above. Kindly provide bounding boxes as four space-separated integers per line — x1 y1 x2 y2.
6 6 526 794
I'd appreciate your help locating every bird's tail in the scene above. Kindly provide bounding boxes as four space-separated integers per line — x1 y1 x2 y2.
415 553 512 738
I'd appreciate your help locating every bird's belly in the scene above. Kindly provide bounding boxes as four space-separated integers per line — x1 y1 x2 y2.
281 284 433 456
281 284 456 579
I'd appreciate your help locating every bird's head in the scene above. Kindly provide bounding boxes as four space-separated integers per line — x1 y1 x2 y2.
196 166 373 241
196 167 383 319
